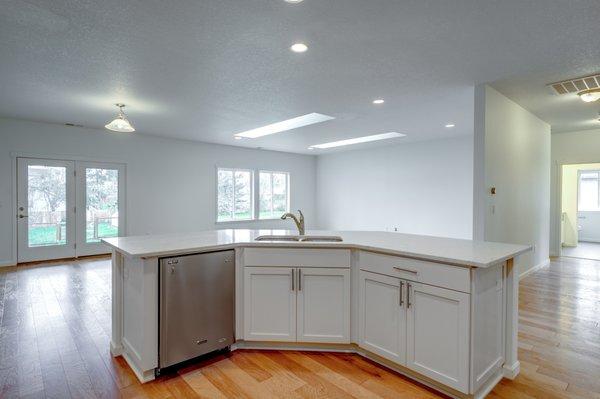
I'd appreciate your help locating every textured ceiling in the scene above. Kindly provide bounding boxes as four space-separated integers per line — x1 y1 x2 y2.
1 1 600 153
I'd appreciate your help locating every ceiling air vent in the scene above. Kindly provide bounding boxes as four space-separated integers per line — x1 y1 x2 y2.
548 74 600 95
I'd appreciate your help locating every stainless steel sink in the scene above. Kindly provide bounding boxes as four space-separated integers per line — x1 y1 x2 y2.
254 235 343 242
255 235 301 241
298 235 343 242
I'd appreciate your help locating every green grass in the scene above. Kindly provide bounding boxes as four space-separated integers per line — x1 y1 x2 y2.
218 211 252 222
28 224 66 246
86 222 118 242
28 222 118 246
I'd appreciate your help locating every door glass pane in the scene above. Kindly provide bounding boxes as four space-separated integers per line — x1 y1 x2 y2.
217 170 234 221
27 165 67 247
259 172 273 219
272 173 287 214
234 171 252 219
579 175 600 211
85 168 119 243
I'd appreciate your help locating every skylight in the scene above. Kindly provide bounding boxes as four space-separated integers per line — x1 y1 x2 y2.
234 113 335 139
309 132 406 149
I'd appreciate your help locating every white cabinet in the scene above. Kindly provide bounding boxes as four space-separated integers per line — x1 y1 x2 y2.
358 271 406 364
297 268 350 343
406 282 470 393
243 267 296 342
244 266 350 344
358 271 470 394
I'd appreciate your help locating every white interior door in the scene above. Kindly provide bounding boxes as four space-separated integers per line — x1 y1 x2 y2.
76 161 125 256
17 158 76 262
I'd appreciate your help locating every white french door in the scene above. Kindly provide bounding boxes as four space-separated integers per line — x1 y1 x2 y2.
17 158 76 262
17 157 125 263
75 161 125 257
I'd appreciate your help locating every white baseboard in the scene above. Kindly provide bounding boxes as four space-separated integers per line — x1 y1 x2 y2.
519 259 550 280
0 259 16 268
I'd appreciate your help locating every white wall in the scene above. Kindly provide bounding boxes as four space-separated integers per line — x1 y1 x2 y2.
473 85 551 276
551 129 600 255
0 118 317 266
316 136 474 239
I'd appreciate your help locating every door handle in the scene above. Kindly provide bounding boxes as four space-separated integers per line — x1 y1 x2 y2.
399 281 404 307
18 214 28 219
393 267 418 275
407 283 412 308
291 269 295 291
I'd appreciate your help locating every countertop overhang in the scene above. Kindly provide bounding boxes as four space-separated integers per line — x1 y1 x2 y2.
102 229 531 268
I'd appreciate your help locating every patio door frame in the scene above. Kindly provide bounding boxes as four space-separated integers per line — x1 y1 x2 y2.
75 161 126 257
17 158 76 263
16 156 127 263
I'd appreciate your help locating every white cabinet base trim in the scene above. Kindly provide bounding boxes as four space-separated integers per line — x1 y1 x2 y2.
502 360 520 379
122 338 156 383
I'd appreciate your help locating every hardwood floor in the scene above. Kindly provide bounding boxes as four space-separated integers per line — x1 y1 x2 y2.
0 256 598 398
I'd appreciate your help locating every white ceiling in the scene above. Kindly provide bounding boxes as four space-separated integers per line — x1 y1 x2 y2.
1 1 599 154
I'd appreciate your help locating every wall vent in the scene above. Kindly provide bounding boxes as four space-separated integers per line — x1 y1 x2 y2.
548 74 600 95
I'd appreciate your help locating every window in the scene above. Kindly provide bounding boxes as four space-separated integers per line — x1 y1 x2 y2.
579 171 600 211
217 168 253 222
259 171 290 219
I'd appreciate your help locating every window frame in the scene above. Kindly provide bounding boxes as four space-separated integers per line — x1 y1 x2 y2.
258 170 291 220
215 167 255 223
577 169 600 212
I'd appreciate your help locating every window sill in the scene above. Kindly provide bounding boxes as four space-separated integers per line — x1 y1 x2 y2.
215 218 287 224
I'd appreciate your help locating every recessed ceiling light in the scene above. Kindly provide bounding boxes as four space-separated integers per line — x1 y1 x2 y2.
234 113 334 139
579 88 600 103
290 43 308 53
105 103 135 133
234 136 243 140
372 99 385 104
445 123 455 128
284 0 303 3
309 132 406 149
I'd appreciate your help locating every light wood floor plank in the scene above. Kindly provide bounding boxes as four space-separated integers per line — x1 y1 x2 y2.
1 255 599 398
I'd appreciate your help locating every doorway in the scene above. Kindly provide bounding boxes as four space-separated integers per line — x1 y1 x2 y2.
16 157 125 263
560 163 600 260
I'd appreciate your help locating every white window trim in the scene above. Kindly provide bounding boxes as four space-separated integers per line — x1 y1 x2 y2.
215 167 255 223
258 170 291 220
215 167 291 223
577 169 600 212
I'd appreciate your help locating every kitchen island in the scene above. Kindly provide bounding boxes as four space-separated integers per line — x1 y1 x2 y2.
103 229 530 399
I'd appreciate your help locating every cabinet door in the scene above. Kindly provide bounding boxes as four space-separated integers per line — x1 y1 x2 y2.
244 267 296 342
297 268 350 343
406 282 470 393
358 270 406 365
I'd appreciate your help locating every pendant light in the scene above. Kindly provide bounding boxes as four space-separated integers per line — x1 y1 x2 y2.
105 103 135 132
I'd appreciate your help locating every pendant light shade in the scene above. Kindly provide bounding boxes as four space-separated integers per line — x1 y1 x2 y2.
105 103 135 132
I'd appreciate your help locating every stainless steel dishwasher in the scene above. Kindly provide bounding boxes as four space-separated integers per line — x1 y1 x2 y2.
159 250 235 370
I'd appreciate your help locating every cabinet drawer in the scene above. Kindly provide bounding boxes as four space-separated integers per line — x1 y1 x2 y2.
243 248 351 268
359 251 470 293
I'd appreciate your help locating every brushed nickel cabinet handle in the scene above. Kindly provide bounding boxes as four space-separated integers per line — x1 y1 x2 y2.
399 281 404 307
393 267 418 275
407 283 412 308
298 269 302 291
291 269 295 291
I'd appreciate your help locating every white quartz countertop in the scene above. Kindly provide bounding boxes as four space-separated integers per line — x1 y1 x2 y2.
102 229 530 268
